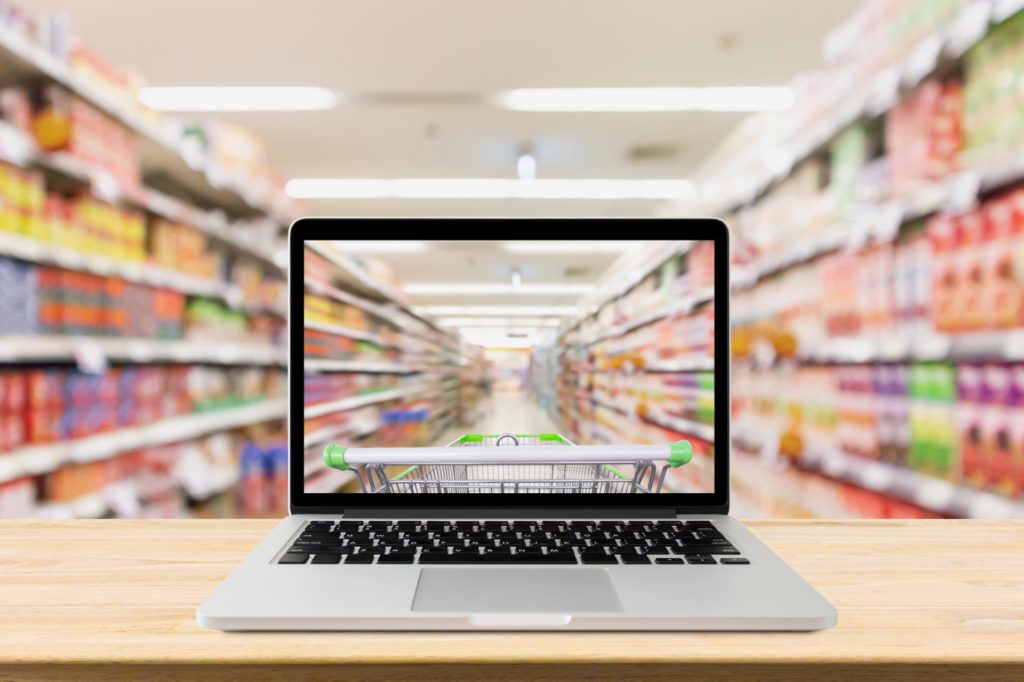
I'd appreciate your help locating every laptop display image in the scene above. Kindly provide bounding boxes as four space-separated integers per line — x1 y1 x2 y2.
299 236 720 500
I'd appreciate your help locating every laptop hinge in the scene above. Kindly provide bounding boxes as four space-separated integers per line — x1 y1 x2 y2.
341 507 678 519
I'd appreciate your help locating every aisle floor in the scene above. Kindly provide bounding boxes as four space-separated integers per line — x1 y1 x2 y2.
433 388 561 445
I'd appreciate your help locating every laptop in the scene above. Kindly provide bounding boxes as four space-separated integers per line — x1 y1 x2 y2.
197 219 837 631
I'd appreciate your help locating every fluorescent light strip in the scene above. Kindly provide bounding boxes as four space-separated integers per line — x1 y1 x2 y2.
437 317 562 327
285 178 692 200
504 241 642 254
138 86 338 111
495 87 793 112
404 283 593 295
326 240 428 254
420 305 579 316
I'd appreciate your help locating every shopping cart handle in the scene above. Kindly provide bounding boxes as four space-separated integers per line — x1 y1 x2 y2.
324 443 350 470
322 440 693 468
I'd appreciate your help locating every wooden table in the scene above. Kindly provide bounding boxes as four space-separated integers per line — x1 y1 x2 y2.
1 519 1022 680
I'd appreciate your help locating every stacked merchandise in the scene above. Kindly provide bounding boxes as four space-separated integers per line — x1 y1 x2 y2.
552 242 716 495
690 2 1024 517
300 244 472 494
0 1 297 518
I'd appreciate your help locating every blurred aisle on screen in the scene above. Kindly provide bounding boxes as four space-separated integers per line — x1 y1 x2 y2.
430 384 563 446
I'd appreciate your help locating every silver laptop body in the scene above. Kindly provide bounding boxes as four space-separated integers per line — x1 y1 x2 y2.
198 221 837 631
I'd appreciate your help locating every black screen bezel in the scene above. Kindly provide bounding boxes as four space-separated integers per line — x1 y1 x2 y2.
289 218 729 514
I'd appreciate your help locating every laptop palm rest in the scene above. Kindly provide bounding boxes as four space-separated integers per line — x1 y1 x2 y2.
411 568 624 615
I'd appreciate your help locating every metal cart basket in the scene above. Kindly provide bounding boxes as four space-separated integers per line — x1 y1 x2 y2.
323 432 693 494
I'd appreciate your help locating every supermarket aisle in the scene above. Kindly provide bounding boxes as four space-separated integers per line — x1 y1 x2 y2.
432 388 562 444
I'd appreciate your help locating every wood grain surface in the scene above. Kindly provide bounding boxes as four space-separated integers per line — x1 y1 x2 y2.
0 519 1022 681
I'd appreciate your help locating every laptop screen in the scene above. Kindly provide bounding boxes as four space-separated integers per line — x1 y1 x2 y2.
299 236 720 499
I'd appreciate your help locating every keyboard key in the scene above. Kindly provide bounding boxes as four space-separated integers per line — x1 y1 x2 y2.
581 553 618 565
278 553 309 564
655 558 685 564
311 554 342 564
345 553 375 564
720 557 750 565
336 521 362 531
620 554 651 565
686 555 717 565
378 553 416 564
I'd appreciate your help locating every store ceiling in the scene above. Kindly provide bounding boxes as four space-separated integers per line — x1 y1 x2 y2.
23 0 859 217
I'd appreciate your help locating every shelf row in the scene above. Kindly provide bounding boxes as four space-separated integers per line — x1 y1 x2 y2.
0 121 284 272
305 242 455 341
0 397 286 486
0 24 293 224
572 287 715 347
585 392 716 443
700 0 1007 214
738 331 1024 366
0 231 285 317
731 152 1024 291
303 385 427 420
0 336 284 366
732 425 1024 519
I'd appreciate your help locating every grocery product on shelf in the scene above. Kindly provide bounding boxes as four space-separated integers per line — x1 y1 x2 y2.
962 8 1024 160
887 78 963 195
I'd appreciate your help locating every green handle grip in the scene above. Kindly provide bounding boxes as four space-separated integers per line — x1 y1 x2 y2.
668 440 693 467
323 444 350 471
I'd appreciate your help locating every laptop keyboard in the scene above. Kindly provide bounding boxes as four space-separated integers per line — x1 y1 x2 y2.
278 520 749 566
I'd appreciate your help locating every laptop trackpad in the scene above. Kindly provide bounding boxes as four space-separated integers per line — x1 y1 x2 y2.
412 567 623 613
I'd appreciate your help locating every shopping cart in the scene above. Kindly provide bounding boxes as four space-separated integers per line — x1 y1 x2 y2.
323 433 693 494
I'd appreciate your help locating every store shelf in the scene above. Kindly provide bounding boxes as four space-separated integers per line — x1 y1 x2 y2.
588 393 715 443
0 231 285 316
0 398 286 485
0 122 284 271
732 426 1024 519
562 241 694 337
701 1 997 214
303 320 401 348
303 386 424 420
184 468 241 502
305 242 453 339
732 151 1024 291
578 287 715 346
303 359 421 374
32 490 109 520
0 336 284 365
302 422 379 450
0 25 293 224
736 330 1024 366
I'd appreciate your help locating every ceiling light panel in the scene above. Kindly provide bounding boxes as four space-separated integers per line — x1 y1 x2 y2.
495 86 792 112
285 178 692 200
419 305 579 316
138 86 338 111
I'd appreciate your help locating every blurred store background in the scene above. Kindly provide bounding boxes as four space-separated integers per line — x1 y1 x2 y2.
0 0 1023 518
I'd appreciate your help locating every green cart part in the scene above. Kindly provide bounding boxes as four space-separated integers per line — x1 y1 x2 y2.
669 440 694 467
323 443 349 470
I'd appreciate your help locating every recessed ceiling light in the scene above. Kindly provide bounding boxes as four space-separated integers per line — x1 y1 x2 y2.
419 305 579 316
495 87 792 112
404 283 592 295
504 241 642 254
285 178 692 200
138 86 339 111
